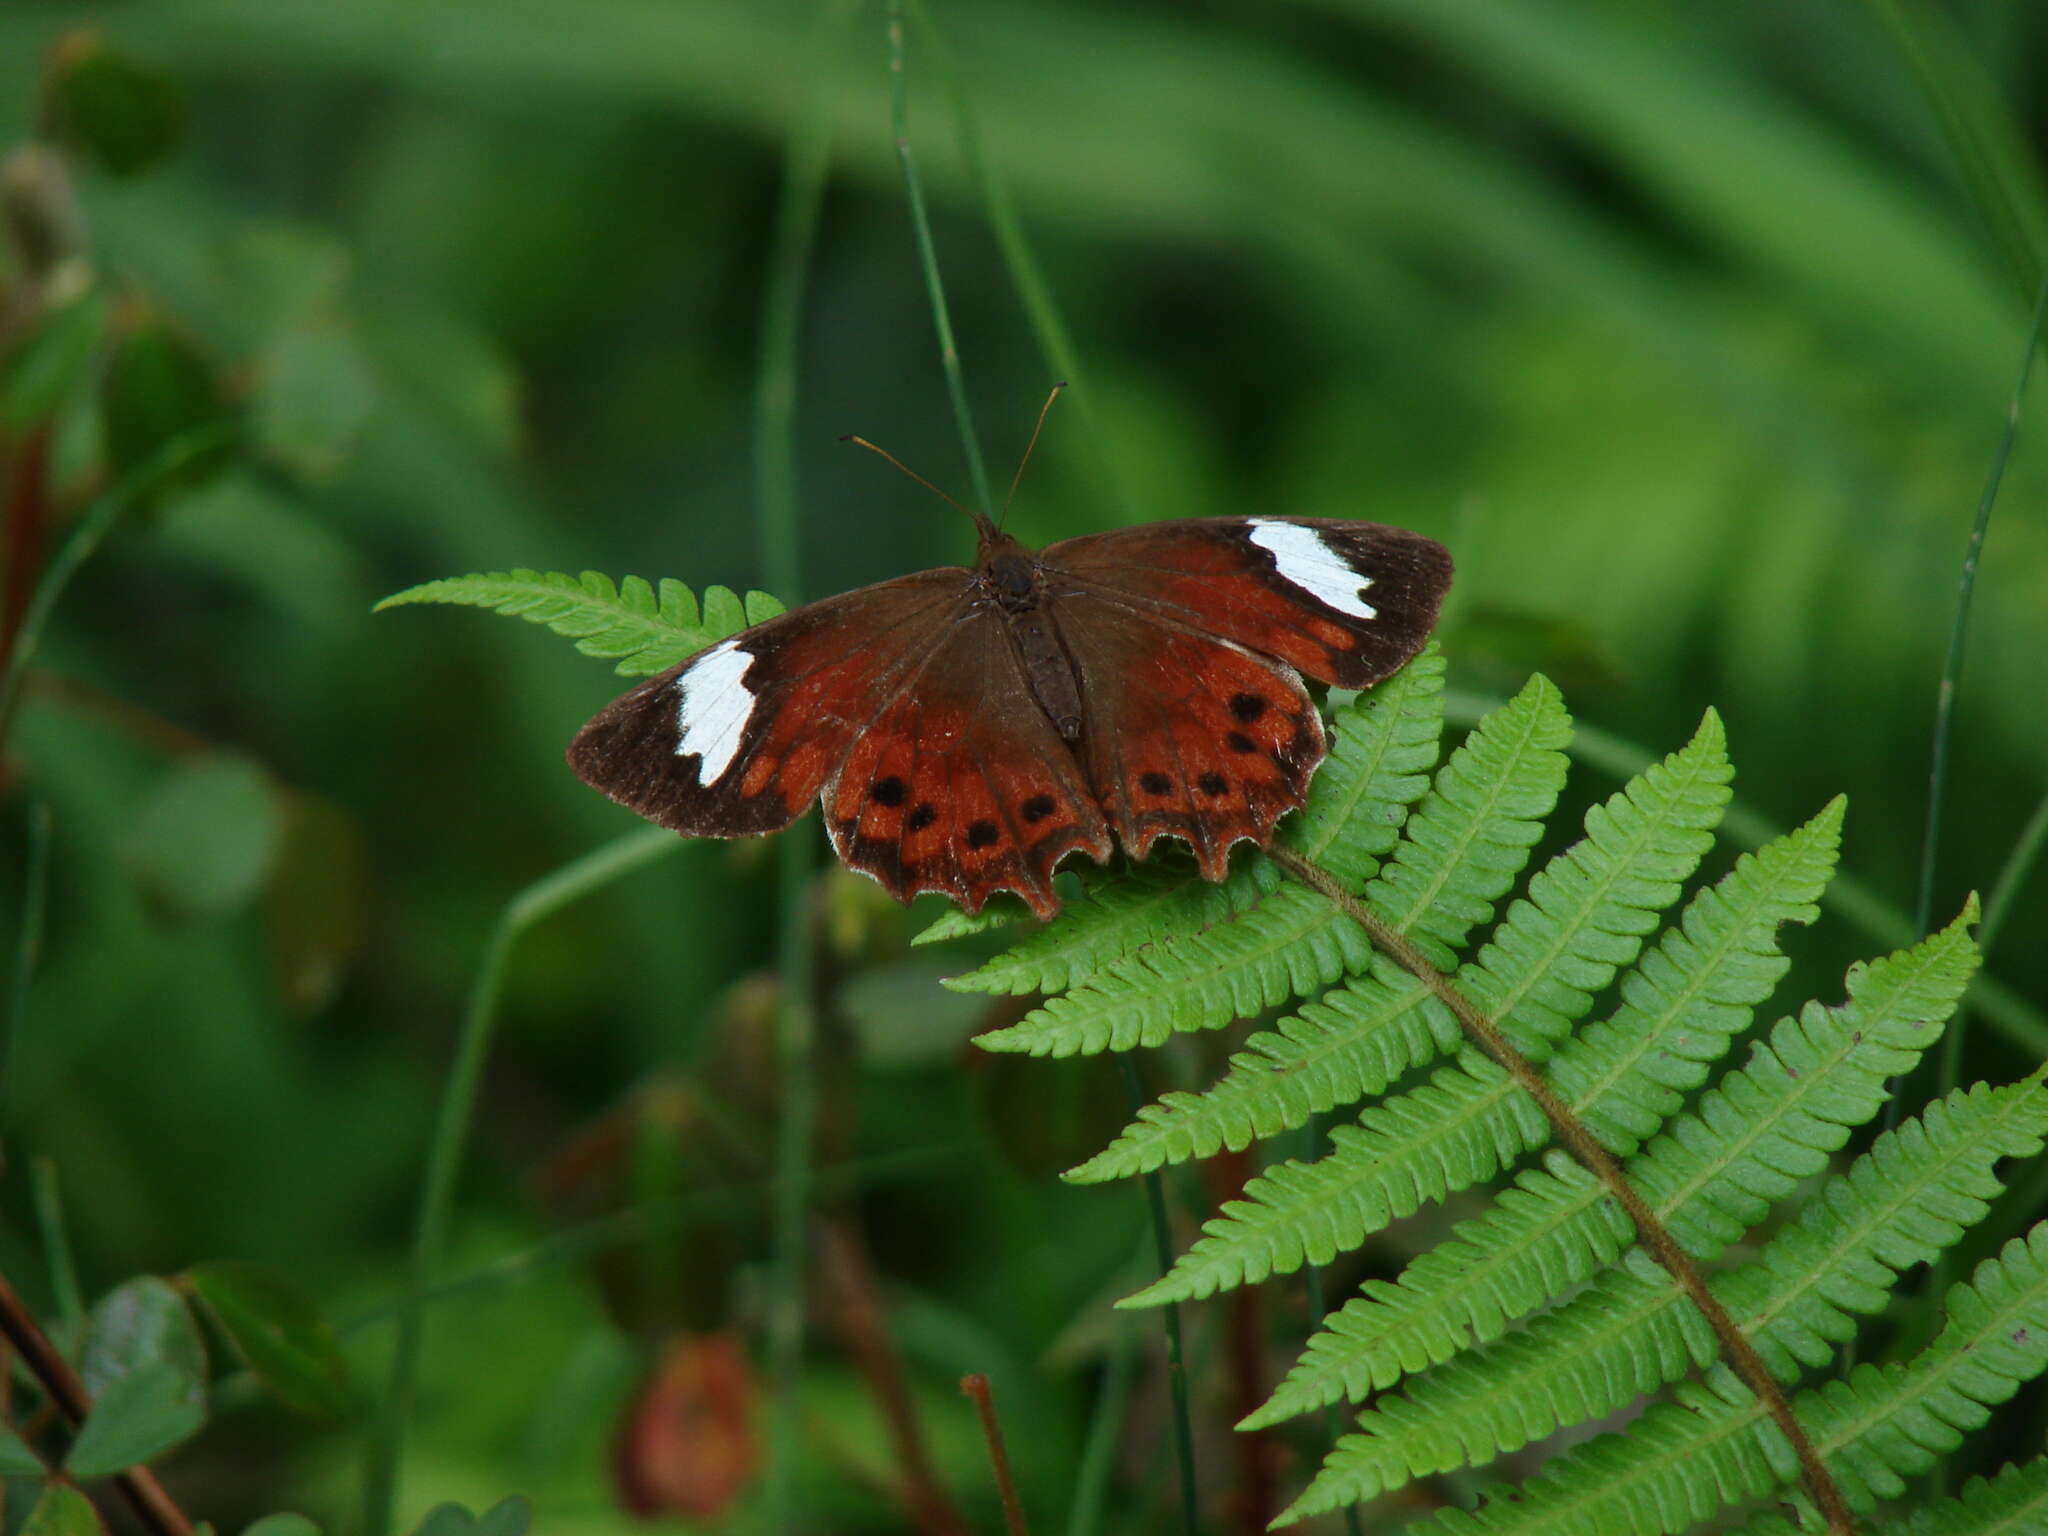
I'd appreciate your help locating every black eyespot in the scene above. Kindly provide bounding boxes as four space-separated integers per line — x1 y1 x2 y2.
967 820 1000 849
1226 731 1259 754
1198 772 1228 796
871 775 907 807
908 804 937 832
1229 693 1268 722
1139 771 1172 795
1021 794 1057 823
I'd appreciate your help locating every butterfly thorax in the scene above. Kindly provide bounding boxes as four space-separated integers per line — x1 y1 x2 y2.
976 527 1085 740
978 528 1042 613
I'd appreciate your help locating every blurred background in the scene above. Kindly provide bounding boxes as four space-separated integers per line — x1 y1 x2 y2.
2 0 2046 1530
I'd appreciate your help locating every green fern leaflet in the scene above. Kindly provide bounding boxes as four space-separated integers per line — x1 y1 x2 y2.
955 643 2048 1534
376 569 783 676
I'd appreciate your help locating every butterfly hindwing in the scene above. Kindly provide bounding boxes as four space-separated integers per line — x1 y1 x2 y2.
823 613 1111 917
1043 516 1451 691
1052 599 1325 880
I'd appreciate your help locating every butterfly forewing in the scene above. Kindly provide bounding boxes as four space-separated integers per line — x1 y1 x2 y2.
567 569 971 838
1042 517 1451 692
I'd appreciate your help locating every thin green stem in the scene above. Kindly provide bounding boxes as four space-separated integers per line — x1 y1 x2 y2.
905 0 1140 523
1858 0 2048 298
362 826 679 1536
753 3 852 1525
30 1157 82 1328
1119 1054 1201 1536
0 421 239 754
1916 271 2048 1108
1915 272 2048 928
2 800 51 1131
1438 690 2048 1056
1064 1306 1139 1536
1979 787 2048 961
887 0 995 518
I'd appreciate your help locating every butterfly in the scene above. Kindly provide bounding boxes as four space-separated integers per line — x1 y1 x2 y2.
568 503 1452 919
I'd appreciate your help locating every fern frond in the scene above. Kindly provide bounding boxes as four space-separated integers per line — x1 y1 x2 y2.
973 673 1568 1059
1242 905 1979 1410
1279 642 1447 885
1077 714 1785 1186
1093 714 1730 1259
945 855 1280 996
1334 1222 2048 1536
1231 802 1843 1423
1893 1455 2048 1535
1277 1073 2048 1512
1363 671 1572 968
376 569 784 676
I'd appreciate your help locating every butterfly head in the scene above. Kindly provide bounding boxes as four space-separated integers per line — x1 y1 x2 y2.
977 525 1042 613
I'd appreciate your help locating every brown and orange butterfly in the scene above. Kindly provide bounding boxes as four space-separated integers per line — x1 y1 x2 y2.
569 499 1451 918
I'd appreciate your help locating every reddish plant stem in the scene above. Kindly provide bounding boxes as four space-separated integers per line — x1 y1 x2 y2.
960 1373 1032 1536
0 1267 195 1536
0 424 53 678
818 1219 967 1536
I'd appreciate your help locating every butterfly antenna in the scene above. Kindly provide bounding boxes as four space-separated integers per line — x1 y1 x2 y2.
999 381 1068 527
840 434 993 535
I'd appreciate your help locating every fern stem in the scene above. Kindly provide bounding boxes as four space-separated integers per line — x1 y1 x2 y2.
1268 844 1857 1536
1121 1053 1203 1536
754 1 851 1524
363 827 679 1535
887 0 996 518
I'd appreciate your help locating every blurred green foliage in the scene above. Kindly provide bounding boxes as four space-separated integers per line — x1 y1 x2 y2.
2 0 2046 1530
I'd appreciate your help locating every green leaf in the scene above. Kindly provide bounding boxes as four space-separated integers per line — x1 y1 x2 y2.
81 1275 208 1402
252 326 376 480
375 570 782 677
184 1261 350 1422
241 1515 324 1536
0 1418 46 1474
49 31 186 178
122 755 281 924
911 894 1032 947
20 1485 104 1536
0 288 110 429
65 1359 204 1476
475 1499 530 1536
407 1499 530 1536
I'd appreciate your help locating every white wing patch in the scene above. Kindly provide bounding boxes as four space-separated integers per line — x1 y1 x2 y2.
1247 520 1379 620
674 639 755 784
